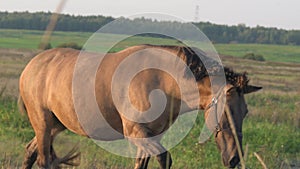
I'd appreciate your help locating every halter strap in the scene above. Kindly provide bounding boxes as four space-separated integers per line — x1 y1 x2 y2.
204 85 226 137
204 86 224 112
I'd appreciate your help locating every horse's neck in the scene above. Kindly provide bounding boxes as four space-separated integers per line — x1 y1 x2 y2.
197 77 214 110
129 45 214 111
162 75 213 112
187 77 213 111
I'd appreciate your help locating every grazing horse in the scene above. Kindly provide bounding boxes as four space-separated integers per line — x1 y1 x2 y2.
19 45 261 169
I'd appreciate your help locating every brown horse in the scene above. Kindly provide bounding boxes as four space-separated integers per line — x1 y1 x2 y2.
19 45 261 169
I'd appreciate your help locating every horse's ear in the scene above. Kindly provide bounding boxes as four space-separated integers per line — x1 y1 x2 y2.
243 85 262 94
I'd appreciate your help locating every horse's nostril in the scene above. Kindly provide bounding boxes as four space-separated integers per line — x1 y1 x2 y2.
229 156 240 168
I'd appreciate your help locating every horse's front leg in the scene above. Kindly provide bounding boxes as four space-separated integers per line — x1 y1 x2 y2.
122 119 172 169
134 148 150 169
156 151 172 169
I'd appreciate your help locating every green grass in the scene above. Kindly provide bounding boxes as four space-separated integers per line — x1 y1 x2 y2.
215 43 300 63
0 29 92 49
1 29 300 63
0 29 177 52
0 95 299 169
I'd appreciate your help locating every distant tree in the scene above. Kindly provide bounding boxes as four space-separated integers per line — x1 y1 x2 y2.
56 42 83 50
0 11 299 45
288 31 300 45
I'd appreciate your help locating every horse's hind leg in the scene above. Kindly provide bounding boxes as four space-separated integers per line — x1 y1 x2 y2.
25 107 54 168
36 116 53 168
22 120 65 169
22 137 38 169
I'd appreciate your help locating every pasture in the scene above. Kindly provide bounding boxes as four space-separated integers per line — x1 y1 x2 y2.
1 29 300 63
0 29 299 168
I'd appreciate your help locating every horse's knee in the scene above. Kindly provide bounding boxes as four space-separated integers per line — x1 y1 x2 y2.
156 151 172 169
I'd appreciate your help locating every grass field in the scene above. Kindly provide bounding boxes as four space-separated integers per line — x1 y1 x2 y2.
0 28 299 168
1 29 300 63
215 43 300 63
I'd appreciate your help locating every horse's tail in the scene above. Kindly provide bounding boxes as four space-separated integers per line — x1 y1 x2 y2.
18 95 27 116
52 143 81 167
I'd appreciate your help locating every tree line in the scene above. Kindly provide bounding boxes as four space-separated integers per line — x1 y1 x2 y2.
0 11 299 45
0 11 113 32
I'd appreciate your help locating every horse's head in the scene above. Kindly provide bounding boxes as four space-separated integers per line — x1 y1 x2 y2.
206 72 262 168
174 45 262 167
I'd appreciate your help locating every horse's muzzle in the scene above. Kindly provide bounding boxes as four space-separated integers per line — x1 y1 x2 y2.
228 155 240 168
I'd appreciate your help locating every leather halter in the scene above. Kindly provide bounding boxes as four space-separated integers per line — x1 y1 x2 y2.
205 86 243 138
204 86 225 137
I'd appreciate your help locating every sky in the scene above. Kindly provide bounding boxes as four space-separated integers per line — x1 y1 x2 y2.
1 0 299 30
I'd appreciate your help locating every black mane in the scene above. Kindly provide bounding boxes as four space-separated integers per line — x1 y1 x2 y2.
181 45 249 87
143 44 249 88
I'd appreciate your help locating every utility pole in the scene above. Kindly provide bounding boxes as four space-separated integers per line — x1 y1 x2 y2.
194 5 199 22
